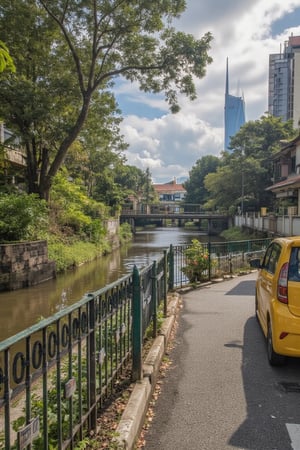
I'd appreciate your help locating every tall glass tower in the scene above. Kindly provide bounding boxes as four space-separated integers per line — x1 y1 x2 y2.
224 58 246 151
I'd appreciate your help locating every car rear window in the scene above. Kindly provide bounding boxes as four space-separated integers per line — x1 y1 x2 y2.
288 247 300 281
262 242 281 274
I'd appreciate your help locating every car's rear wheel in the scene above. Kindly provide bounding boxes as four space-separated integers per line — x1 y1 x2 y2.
267 321 286 366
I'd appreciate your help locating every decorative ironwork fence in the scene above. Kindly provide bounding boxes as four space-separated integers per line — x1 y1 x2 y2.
0 238 269 449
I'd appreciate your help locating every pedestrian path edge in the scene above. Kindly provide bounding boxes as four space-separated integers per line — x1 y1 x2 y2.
112 294 180 449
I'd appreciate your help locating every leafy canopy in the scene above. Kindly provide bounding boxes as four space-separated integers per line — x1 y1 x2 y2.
184 155 220 205
0 40 15 73
0 0 213 200
184 114 297 213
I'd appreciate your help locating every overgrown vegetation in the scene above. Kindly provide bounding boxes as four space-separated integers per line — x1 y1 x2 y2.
0 193 48 242
0 174 133 272
220 226 253 241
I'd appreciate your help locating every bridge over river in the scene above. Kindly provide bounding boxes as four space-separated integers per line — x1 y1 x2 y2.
120 203 232 234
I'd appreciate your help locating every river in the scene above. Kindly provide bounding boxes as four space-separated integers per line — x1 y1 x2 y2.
0 227 214 341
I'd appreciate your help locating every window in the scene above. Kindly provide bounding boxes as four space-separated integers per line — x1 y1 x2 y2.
262 243 282 274
290 155 296 174
288 247 300 281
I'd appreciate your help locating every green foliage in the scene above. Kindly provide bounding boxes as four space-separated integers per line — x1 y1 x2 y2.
0 40 15 73
204 114 297 212
118 222 133 244
12 355 89 449
0 0 213 199
48 240 110 272
184 155 220 205
0 193 48 242
182 239 210 282
220 226 251 241
50 172 108 241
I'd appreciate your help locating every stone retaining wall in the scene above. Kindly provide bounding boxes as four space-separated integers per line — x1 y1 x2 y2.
0 240 56 291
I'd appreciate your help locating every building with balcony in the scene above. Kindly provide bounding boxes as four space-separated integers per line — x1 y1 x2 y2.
268 35 300 128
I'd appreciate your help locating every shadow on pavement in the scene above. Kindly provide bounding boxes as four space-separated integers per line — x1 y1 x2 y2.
228 316 300 450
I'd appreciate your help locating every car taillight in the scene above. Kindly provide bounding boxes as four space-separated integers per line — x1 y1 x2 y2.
277 262 289 304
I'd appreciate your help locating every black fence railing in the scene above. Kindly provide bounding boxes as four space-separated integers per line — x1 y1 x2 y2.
0 238 269 449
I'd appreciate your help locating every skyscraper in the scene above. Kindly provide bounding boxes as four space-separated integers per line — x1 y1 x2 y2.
268 35 300 128
224 58 246 151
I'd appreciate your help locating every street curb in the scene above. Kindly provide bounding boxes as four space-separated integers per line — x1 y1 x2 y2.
112 293 180 449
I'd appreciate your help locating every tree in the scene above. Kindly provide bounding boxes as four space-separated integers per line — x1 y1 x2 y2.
184 155 220 205
114 165 156 204
64 91 128 201
205 114 296 212
0 40 15 73
0 1 213 201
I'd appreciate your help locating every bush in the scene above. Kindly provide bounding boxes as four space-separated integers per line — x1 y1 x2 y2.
0 193 48 242
118 222 132 243
182 239 210 283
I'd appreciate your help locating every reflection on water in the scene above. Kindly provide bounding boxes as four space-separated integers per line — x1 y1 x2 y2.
0 227 216 341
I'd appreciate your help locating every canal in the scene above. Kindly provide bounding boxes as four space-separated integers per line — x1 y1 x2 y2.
0 227 214 341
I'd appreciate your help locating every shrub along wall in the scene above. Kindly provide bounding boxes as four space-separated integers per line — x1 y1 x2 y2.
0 240 56 291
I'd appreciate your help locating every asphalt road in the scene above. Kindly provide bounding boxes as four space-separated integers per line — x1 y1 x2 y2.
143 272 300 450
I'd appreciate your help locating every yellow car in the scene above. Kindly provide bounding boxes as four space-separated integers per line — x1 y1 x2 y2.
251 236 300 365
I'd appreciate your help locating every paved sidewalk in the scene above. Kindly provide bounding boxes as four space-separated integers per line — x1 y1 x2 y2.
141 272 300 450
113 272 260 449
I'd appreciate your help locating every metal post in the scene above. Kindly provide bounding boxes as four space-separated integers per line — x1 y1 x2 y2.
88 296 97 431
208 239 211 281
168 244 174 290
56 320 62 449
42 327 49 449
4 349 10 450
152 261 157 338
132 265 142 381
208 220 211 281
163 250 168 317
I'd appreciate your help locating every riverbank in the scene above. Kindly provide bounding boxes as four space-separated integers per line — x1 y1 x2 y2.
48 221 133 273
49 225 253 275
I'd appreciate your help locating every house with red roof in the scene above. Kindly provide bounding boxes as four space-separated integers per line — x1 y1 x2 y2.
153 178 186 202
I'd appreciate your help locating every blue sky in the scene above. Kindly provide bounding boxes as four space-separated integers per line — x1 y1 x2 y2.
272 7 300 35
114 1 300 184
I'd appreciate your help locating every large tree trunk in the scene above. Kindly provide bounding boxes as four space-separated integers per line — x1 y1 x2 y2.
33 95 91 201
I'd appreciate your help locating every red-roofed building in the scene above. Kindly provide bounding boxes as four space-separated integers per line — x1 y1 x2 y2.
153 178 186 202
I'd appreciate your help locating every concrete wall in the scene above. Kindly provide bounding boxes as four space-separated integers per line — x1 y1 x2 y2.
0 240 56 291
234 213 300 237
106 218 120 249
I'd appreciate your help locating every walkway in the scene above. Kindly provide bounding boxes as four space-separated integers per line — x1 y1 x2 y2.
143 273 300 450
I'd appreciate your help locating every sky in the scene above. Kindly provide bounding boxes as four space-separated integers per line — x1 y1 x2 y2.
114 0 300 184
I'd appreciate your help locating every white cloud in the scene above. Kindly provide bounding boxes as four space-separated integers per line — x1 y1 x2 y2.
117 0 300 183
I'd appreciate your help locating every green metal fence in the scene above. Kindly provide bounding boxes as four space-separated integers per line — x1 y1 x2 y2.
0 255 168 450
169 237 272 288
0 238 269 449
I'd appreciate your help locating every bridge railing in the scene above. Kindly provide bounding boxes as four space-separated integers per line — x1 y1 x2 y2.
0 238 269 449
